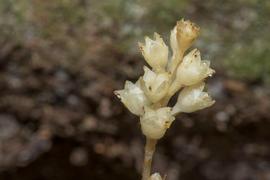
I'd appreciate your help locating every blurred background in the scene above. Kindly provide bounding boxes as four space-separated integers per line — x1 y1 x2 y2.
0 0 270 179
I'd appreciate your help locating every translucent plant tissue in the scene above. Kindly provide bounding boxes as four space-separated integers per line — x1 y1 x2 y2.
115 19 215 180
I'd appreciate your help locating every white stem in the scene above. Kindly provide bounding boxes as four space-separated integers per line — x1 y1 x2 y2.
142 138 157 180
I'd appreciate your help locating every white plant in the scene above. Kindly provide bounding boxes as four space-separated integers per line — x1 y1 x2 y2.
139 33 169 73
141 66 170 103
114 19 215 180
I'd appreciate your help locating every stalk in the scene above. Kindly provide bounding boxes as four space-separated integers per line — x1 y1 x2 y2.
142 138 157 180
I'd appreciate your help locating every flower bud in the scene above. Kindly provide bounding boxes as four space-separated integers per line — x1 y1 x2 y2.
139 33 168 72
114 81 150 116
176 19 200 52
141 66 170 103
150 173 163 180
172 82 215 114
168 20 199 73
140 107 175 139
175 49 215 86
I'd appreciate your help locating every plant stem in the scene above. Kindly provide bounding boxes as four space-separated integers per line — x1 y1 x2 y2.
142 138 157 180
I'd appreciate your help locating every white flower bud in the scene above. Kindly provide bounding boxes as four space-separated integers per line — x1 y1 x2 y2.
114 81 150 116
139 33 168 72
176 19 200 52
150 173 163 180
141 66 170 103
172 82 215 114
175 49 215 86
140 107 175 139
168 19 200 73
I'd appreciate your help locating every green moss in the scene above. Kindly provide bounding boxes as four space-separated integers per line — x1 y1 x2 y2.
222 1 270 83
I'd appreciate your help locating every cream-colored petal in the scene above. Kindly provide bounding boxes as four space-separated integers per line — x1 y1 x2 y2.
139 33 169 72
114 81 150 116
172 82 215 114
176 19 200 52
174 49 214 86
140 107 175 139
141 66 170 103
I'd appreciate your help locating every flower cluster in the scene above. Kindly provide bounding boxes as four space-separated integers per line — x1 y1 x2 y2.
114 19 215 140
